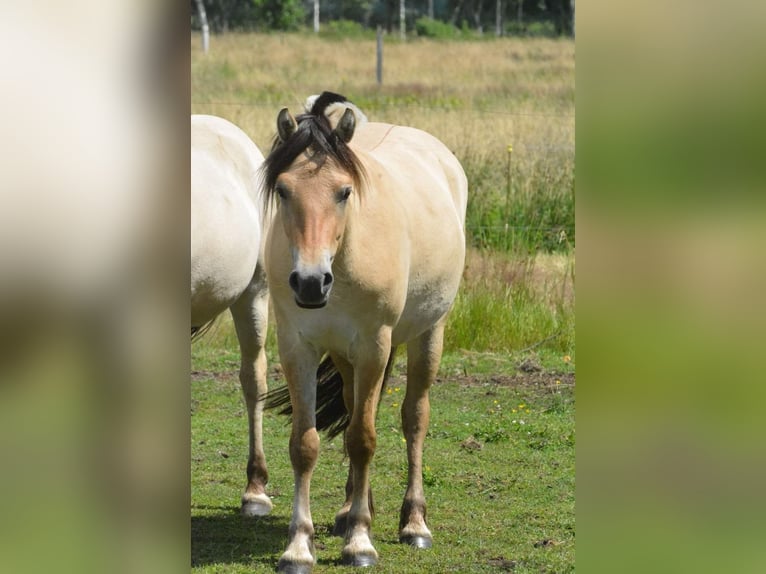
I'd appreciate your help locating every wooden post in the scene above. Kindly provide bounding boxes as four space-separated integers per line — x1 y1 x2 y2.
428 0 434 20
376 27 383 86
496 0 503 36
314 0 320 33
571 0 575 38
505 144 513 224
194 0 209 54
400 0 406 41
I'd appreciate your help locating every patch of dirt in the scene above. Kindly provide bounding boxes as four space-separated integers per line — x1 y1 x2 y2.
488 556 518 571
191 370 237 383
438 370 574 390
517 356 543 373
192 367 575 392
460 436 484 452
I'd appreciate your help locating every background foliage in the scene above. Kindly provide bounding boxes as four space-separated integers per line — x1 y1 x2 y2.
191 0 574 37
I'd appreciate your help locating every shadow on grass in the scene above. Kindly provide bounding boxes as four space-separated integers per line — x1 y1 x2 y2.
191 509 290 568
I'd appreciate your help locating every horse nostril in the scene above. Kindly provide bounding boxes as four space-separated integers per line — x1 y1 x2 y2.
288 271 300 293
323 272 333 288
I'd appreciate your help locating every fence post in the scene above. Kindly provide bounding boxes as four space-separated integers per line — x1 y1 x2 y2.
505 144 513 226
194 0 209 54
400 0 406 41
314 0 320 33
496 0 503 37
376 27 383 86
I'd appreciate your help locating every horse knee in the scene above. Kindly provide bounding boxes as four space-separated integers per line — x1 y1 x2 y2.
290 427 319 473
345 424 376 465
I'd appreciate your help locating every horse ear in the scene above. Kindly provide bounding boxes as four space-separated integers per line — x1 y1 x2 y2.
334 108 356 143
277 108 297 143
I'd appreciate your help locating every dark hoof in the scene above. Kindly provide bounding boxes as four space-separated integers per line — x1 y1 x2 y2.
332 515 348 537
276 560 313 574
399 534 433 549
341 553 378 568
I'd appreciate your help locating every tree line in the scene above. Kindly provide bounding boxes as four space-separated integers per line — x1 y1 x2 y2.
190 0 574 37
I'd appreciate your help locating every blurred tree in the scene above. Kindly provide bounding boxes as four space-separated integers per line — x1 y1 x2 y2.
188 0 572 35
190 0 304 32
260 0 305 29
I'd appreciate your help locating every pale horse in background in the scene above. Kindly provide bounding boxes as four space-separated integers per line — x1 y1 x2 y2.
191 114 273 516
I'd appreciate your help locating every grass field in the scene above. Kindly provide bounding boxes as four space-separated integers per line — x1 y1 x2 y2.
192 32 574 573
192 325 574 573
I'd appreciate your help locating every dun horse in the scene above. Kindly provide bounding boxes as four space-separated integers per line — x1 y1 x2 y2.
263 93 467 571
191 114 273 517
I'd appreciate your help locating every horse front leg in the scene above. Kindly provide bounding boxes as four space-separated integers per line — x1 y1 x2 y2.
399 321 446 549
277 343 321 574
341 337 390 567
230 271 272 516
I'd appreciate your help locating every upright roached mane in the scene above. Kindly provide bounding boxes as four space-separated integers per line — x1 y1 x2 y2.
262 91 368 206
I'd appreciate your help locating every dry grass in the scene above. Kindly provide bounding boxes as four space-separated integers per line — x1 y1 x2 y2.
464 247 575 307
192 33 574 251
191 33 574 158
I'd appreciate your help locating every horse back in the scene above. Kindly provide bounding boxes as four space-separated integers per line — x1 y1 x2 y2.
348 123 468 341
354 123 467 228
191 115 265 325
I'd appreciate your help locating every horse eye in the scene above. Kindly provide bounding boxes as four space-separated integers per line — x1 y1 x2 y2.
275 185 288 200
337 186 352 203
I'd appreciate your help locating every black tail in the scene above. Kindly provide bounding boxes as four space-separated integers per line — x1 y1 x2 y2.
265 348 397 439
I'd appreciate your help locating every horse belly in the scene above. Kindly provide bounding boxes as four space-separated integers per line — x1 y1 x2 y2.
392 274 461 346
191 179 261 325
191 241 259 326
393 217 465 345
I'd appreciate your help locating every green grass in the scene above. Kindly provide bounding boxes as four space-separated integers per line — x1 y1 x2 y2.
191 321 574 573
444 249 575 355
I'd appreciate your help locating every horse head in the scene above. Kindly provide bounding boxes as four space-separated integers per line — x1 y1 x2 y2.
264 94 366 309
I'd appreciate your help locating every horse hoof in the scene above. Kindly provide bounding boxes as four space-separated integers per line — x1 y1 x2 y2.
241 493 273 517
277 559 313 574
341 553 377 568
399 534 433 549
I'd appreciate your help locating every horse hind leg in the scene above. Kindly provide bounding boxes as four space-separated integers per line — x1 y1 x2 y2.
230 269 272 517
399 321 446 549
333 464 376 537
331 349 393 536
319 352 355 536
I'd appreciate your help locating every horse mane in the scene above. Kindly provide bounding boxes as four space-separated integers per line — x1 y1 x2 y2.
303 93 369 127
261 91 368 206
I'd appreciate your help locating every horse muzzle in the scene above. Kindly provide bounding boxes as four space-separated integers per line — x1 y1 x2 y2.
289 268 333 309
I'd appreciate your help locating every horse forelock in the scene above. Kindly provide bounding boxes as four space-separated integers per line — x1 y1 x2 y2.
262 104 367 208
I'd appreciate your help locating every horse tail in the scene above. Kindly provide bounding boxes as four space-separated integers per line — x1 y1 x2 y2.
191 317 218 342
265 348 398 439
